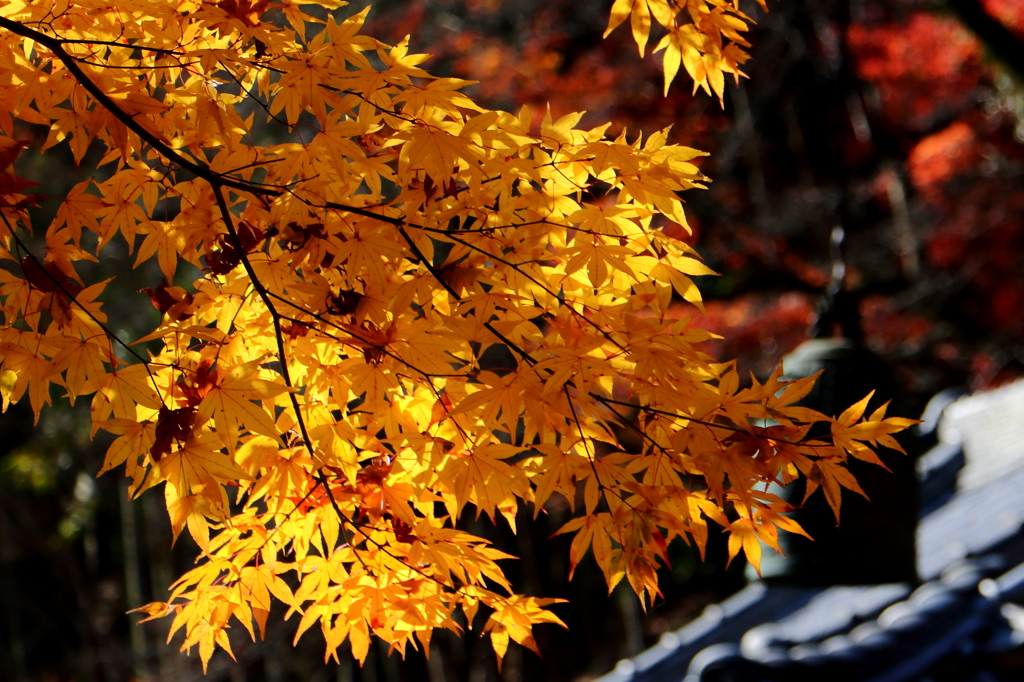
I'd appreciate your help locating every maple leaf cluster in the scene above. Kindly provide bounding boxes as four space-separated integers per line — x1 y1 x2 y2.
604 0 763 102
0 0 912 672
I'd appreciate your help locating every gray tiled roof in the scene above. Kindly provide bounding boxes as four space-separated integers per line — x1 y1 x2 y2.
599 583 826 682
598 378 1024 682
941 379 1024 491
917 463 1024 580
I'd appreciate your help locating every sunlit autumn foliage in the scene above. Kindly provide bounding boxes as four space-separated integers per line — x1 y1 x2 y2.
0 0 916 673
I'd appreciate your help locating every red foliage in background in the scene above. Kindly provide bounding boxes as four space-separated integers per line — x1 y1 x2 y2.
982 0 1024 38
687 293 815 379
908 121 980 200
847 13 984 130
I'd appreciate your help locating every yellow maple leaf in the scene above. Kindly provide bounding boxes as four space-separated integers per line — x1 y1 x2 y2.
196 360 291 452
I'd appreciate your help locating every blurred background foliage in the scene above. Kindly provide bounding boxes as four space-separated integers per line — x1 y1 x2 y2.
2 0 1023 680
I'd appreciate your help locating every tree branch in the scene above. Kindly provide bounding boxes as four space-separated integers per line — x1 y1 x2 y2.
948 0 1024 79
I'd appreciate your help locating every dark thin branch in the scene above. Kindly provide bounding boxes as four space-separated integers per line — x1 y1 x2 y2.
210 184 318 465
390 221 541 367
39 37 186 55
